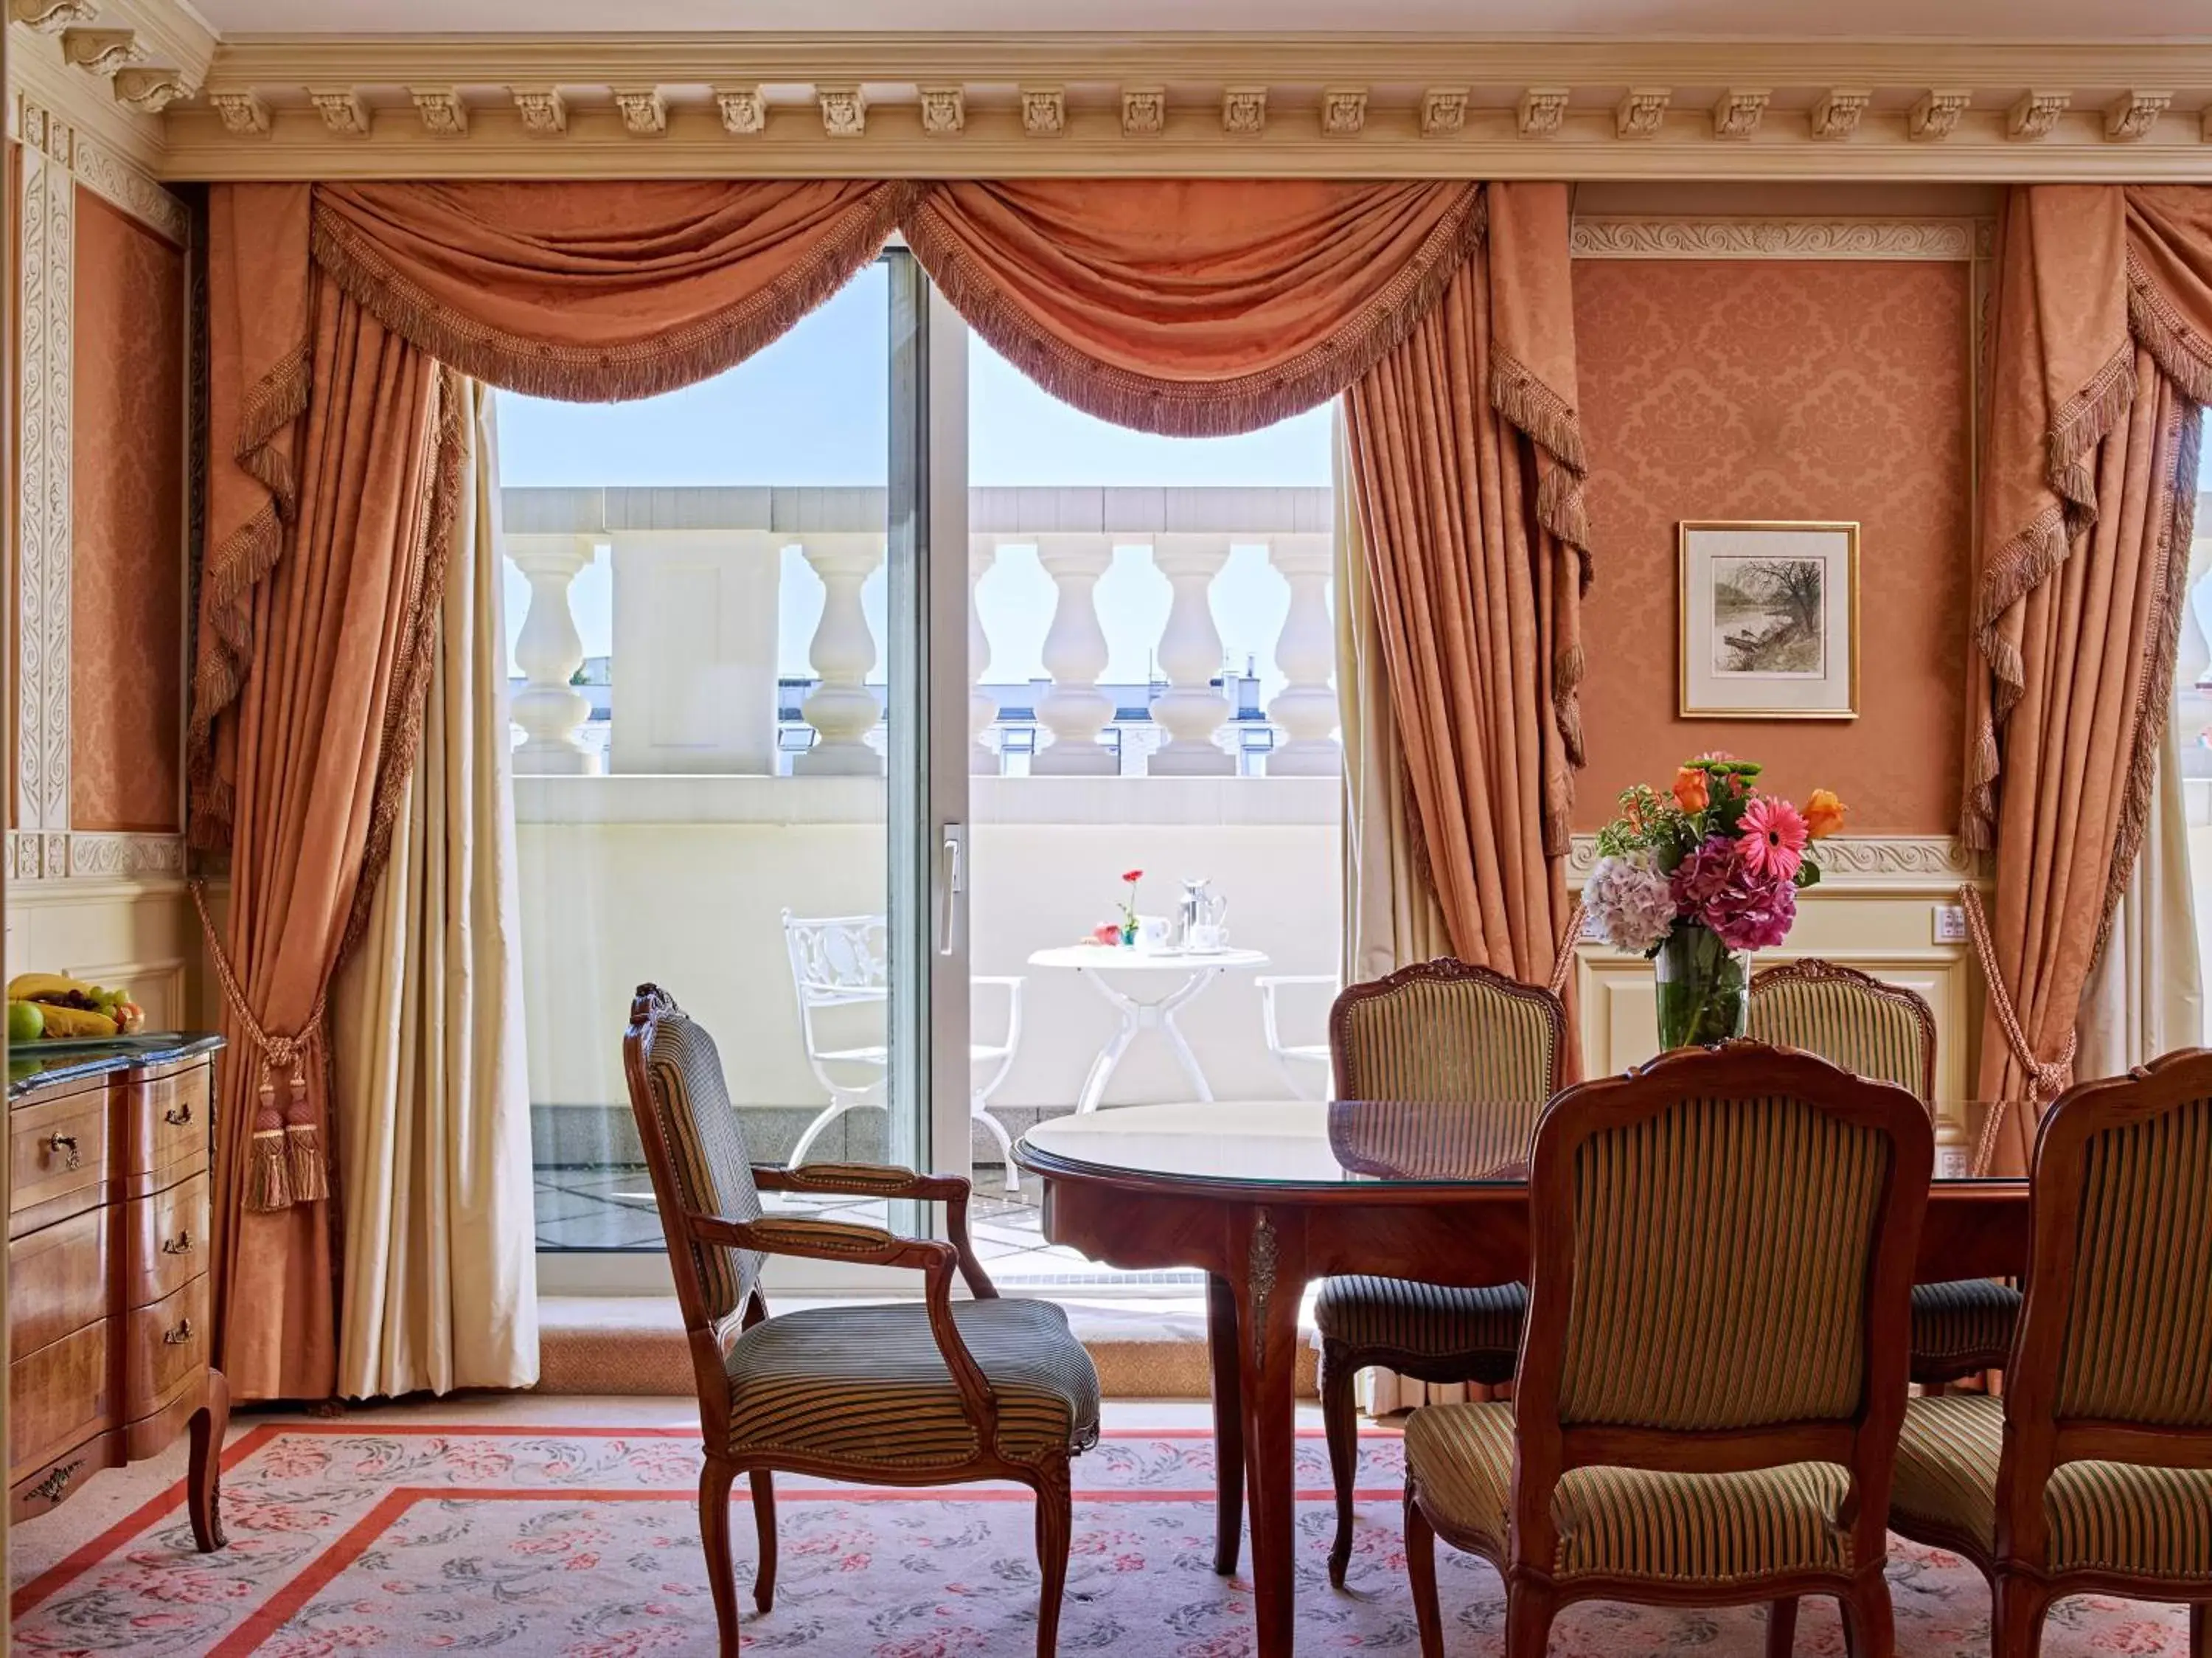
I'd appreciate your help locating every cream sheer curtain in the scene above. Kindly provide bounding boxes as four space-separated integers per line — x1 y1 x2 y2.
1333 408 1466 1418
2077 668 2205 1077
333 382 539 1399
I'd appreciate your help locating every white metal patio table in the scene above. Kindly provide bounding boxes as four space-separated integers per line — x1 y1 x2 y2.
1025 943 1271 1112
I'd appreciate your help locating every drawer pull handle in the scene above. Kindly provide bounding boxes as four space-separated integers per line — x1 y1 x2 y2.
29 1460 83 1504
162 1229 195 1255
164 1318 194 1346
46 1133 80 1170
164 1103 192 1126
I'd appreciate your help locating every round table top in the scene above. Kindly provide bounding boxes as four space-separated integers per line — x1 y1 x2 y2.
1015 1097 2028 1192
1026 944 1271 972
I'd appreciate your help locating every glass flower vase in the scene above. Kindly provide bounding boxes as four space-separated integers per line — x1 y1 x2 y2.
1652 923 1752 1050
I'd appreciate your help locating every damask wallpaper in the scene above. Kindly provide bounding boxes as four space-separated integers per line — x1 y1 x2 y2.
1571 256 1973 833
70 187 185 835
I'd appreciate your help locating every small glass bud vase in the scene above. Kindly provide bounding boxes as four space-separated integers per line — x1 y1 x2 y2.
1653 923 1752 1050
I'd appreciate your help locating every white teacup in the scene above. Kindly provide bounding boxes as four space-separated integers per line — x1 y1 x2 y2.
1137 916 1171 951
1188 923 1228 951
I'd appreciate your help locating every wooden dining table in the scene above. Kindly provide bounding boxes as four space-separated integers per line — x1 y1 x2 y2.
1012 1097 2031 1658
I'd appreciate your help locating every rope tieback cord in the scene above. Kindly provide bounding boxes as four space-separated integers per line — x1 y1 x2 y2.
1958 882 2076 1175
1548 899 1587 999
190 881 330 1212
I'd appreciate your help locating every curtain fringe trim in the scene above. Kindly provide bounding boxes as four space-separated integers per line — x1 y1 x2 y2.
2126 252 2212 409
187 339 312 852
902 183 1488 440
307 184 914 404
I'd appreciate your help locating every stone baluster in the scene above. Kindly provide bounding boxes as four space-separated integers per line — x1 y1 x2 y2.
1032 534 1119 777
507 533 603 775
970 538 1000 775
1147 533 1234 777
793 533 885 776
1265 533 1341 775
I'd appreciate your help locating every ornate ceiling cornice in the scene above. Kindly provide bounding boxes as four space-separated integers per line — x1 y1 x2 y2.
143 35 2212 181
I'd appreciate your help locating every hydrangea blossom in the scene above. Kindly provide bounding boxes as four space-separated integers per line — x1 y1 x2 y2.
1669 839 1797 954
1582 853 1677 954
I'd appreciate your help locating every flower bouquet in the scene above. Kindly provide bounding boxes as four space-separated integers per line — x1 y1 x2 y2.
1582 755 1844 1049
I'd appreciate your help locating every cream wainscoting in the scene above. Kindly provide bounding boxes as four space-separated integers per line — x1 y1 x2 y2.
4 80 199 1024
1565 834 1989 1165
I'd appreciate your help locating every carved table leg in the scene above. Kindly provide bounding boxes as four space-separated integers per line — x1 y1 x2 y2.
1206 1272 1245 1575
1234 1207 1304 1657
188 1368 230 1551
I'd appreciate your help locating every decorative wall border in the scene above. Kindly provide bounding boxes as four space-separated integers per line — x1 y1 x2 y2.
10 91 192 883
1568 833 1989 894
1569 215 1988 262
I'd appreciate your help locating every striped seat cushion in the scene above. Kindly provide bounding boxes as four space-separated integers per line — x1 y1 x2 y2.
1314 1275 1526 1363
1909 1278 2021 1371
1407 1401 1856 1584
726 1297 1101 1471
1892 1394 2212 1579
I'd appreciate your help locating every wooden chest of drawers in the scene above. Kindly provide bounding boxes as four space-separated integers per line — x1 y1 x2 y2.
7 1036 227 1547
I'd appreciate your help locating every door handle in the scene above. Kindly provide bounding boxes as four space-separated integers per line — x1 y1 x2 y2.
937 823 967 958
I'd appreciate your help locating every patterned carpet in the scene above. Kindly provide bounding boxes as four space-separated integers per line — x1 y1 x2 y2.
10 1420 2197 1656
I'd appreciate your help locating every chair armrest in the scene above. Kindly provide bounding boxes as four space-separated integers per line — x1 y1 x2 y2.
685 1209 1001 1446
749 1163 998 1300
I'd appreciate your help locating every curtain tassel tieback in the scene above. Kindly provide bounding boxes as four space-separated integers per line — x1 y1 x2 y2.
1548 899 1587 999
191 881 331 1213
1958 883 2076 1173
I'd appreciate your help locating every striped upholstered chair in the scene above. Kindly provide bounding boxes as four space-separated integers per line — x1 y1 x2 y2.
1403 1042 1933 1658
1885 1049 2212 1657
1749 958 2019 1387
622 985 1101 1658
1315 958 1566 1587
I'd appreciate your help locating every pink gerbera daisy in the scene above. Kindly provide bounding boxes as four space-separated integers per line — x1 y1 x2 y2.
1737 795 1808 882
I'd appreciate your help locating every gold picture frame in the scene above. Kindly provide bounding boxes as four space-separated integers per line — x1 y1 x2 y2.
1677 520 1860 719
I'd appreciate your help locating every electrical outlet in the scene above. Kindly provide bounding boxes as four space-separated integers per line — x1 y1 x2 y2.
1933 903 1968 944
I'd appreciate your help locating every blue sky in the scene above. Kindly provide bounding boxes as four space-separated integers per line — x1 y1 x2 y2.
496 260 1334 692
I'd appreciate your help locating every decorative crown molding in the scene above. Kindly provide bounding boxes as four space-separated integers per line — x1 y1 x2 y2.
2007 89 2068 139
918 83 963 136
716 85 764 134
1020 84 1065 136
308 86 370 135
816 83 864 137
1909 88 1972 140
1808 89 1870 139
209 88 269 133
1570 215 1983 262
1711 87 1768 139
1321 86 1366 137
59 26 142 75
1517 86 1568 137
1617 86 1670 138
410 86 468 135
512 86 566 133
1120 86 1164 136
613 86 667 135
1568 833 1989 893
10 0 98 31
109 64 192 113
2105 89 2171 142
1222 85 1266 136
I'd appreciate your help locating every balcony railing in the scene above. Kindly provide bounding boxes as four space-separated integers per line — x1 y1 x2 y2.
502 484 1340 780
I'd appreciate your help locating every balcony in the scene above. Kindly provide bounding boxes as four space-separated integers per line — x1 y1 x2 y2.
508 485 1343 1284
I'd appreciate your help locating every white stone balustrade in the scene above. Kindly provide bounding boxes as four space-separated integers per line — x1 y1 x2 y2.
608 529 782 774
508 533 603 776
970 538 1000 775
1265 533 1341 776
1031 534 1119 777
1148 533 1235 776
793 533 886 777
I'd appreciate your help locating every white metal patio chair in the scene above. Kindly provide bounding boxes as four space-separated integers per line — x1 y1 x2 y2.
780 910 1027 1189
1256 973 1338 1100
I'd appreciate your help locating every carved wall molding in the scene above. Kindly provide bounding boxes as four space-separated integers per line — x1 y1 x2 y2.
7 830 186 881
17 114 75 845
69 119 189 240
1568 833 1990 892
144 37 2212 181
1570 215 1983 262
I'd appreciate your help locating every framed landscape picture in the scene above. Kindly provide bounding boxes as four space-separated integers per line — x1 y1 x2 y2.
1677 521 1859 719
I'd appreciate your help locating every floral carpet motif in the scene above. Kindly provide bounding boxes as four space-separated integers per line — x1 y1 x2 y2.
9 1423 2196 1656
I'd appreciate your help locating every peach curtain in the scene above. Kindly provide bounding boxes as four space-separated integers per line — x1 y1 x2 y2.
1966 185 2209 1173
903 179 1487 434
1340 183 1590 1005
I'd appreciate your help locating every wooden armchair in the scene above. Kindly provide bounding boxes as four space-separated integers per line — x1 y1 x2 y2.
622 985 1101 1658
1403 1041 1933 1658
1885 1048 2212 1657
1314 957 1566 1587
1749 957 2018 1386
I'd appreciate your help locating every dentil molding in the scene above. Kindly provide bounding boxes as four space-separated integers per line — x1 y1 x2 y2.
1568 834 1990 894
129 36 2212 181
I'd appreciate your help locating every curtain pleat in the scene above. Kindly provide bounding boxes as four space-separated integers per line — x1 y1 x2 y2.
333 383 539 1401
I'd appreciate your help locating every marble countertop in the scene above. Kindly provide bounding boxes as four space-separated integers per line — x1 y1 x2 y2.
8 1033 225 1100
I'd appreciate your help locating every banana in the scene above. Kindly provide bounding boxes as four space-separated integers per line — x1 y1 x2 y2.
34 1004 116 1038
7 973 97 1002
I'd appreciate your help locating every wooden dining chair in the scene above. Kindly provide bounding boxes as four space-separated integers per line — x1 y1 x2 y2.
1885 1047 2212 1657
1749 957 2019 1387
1402 1041 1934 1658
622 984 1102 1658
1315 957 1567 1587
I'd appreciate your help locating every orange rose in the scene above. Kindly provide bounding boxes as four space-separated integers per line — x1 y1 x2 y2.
1671 766 1709 814
1803 788 1846 839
